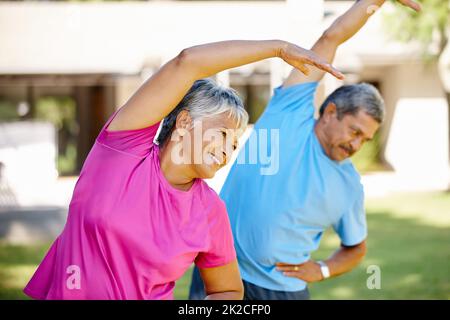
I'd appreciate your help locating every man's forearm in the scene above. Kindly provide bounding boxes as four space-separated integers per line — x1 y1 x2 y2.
283 0 419 86
323 0 385 46
276 241 366 282
282 0 385 86
324 242 367 277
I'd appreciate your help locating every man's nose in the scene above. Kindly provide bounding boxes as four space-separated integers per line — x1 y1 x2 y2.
350 138 362 153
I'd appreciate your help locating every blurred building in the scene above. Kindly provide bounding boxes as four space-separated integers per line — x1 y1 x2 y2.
0 0 448 208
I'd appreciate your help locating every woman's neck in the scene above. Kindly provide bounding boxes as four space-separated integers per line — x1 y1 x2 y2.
158 143 196 191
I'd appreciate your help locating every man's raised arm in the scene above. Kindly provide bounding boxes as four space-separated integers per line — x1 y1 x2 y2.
282 0 421 88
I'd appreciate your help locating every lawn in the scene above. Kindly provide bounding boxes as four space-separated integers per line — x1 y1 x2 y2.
1 191 449 300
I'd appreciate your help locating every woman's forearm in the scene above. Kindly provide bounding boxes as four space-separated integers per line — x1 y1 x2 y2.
180 40 286 80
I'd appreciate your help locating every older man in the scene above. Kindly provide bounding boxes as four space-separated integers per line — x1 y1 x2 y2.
189 0 421 300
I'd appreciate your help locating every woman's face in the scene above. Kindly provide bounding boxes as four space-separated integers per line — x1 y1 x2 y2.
172 110 243 179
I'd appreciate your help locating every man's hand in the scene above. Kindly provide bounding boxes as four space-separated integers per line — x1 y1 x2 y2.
282 0 421 88
275 260 324 283
397 0 421 12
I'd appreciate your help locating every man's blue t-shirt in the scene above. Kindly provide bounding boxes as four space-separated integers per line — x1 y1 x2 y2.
220 82 367 292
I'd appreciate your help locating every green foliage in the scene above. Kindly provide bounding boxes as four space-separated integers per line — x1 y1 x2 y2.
351 131 385 172
35 97 76 130
384 0 450 58
0 96 78 175
0 100 20 121
35 97 79 175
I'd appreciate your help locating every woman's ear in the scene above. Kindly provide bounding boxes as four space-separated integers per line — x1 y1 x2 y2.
175 110 192 136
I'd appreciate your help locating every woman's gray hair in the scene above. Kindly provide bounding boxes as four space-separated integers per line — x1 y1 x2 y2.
156 78 248 146
319 83 385 123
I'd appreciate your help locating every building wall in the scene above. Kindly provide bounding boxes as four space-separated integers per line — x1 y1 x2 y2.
0 1 322 74
0 1 448 190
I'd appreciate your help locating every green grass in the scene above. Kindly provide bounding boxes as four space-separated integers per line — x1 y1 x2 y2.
1 192 449 300
308 192 450 299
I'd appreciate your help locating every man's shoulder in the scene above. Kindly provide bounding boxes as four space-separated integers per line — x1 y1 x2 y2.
264 81 319 115
339 160 364 194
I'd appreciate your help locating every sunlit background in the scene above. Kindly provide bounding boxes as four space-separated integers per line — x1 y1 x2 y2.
0 0 449 299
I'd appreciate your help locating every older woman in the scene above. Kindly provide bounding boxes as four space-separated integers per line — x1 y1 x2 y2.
24 40 343 300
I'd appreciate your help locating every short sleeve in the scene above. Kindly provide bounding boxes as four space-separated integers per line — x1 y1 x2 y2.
195 199 237 269
332 189 367 246
96 110 161 158
265 81 319 115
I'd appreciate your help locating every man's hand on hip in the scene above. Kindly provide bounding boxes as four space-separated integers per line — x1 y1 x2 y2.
276 260 323 283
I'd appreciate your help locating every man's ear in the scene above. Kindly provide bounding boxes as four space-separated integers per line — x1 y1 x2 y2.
322 102 337 123
175 110 193 132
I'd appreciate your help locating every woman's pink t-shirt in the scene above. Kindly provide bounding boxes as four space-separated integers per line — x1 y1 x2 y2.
24 112 236 300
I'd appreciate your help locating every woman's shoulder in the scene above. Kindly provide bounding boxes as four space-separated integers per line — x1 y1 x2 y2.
195 180 227 215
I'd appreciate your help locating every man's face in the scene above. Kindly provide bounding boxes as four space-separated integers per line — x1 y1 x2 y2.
319 103 380 161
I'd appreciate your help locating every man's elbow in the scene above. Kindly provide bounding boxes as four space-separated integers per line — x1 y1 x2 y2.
343 240 367 260
355 241 367 260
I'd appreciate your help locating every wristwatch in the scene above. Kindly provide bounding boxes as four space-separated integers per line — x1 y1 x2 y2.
317 261 330 279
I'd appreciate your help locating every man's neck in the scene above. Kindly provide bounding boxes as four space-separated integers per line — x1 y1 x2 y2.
314 120 330 156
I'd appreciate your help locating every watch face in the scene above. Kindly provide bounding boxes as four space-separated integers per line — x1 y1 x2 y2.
318 261 330 278
321 266 330 278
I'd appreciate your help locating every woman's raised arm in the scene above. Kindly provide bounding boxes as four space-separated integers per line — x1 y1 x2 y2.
108 40 344 131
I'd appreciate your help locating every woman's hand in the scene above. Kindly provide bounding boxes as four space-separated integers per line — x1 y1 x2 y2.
278 42 345 80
